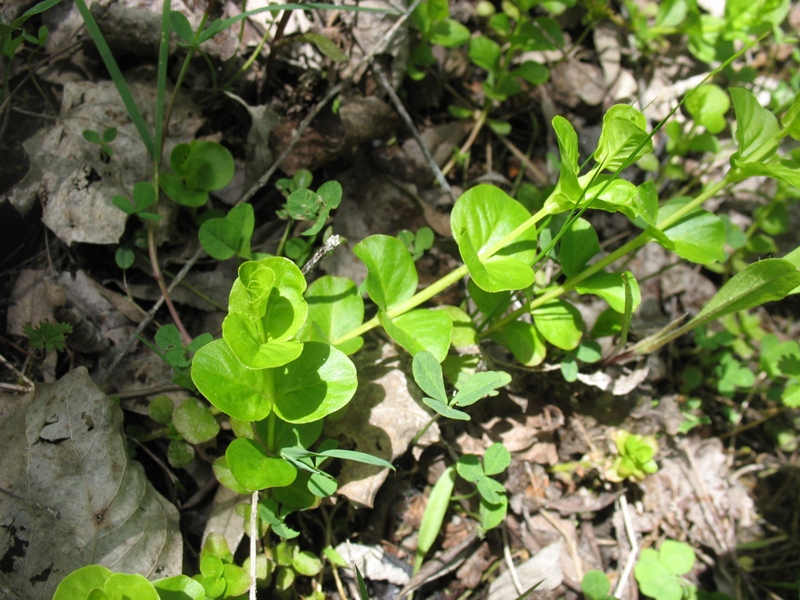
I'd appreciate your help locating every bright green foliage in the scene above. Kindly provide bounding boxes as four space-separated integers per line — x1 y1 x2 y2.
760 335 800 407
452 185 538 292
24 320 72 353
608 430 658 482
398 226 434 261
192 257 357 424
412 350 511 421
143 324 213 390
298 276 365 355
200 203 255 260
53 564 204 600
354 235 418 311
456 442 511 532
283 180 342 236
113 181 160 221
147 394 220 468
532 300 584 351
161 141 235 207
408 0 470 80
685 84 730 134
415 464 456 573
581 570 619 600
194 534 251 598
635 540 696 600
594 105 654 172
83 126 117 158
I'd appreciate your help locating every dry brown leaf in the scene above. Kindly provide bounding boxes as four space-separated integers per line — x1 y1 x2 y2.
0 368 181 599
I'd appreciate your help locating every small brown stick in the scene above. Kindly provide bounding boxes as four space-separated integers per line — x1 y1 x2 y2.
370 60 455 204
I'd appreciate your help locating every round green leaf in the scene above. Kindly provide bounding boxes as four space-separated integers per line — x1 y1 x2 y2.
222 312 304 369
483 442 511 476
199 219 241 260
451 185 537 292
292 550 323 576
479 492 507 532
476 475 506 504
222 564 251 597
353 235 418 311
168 439 195 468
153 574 206 600
456 454 483 482
685 84 730 134
173 398 220 444
191 339 274 421
660 540 695 576
212 456 251 495
299 276 365 355
560 217 599 277
182 140 235 191
380 309 452 362
532 299 584 350
635 548 684 600
148 394 174 424
490 321 547 366
226 438 297 491
272 342 357 424
658 198 725 264
54 565 112 600
581 570 611 600
115 246 135 269
160 171 208 207
575 270 642 313
105 573 160 600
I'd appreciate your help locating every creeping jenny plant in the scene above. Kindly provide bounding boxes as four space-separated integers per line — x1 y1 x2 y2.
40 0 800 592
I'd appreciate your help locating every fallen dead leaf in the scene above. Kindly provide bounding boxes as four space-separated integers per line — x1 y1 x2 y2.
0 368 181 599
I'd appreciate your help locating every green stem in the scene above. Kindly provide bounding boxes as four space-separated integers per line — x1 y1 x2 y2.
481 176 732 337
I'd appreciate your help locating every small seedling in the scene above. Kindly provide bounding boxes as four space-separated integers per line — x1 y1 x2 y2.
112 181 160 221
53 564 204 600
24 320 72 354
141 324 213 390
634 540 696 600
456 442 512 532
398 226 434 261
194 533 251 599
607 430 658 482
147 394 220 468
82 126 117 159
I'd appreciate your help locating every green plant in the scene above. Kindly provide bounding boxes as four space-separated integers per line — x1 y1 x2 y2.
634 540 698 600
407 0 470 80
82 126 118 160
145 394 221 468
142 324 213 390
398 226 434 261
53 564 205 600
193 534 251 599
23 320 72 354
623 0 793 63
581 569 619 600
607 430 658 482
